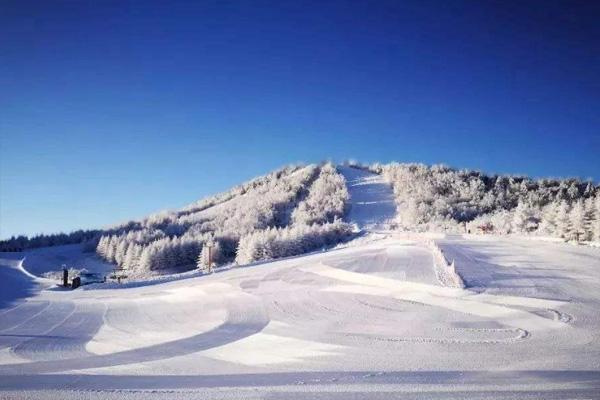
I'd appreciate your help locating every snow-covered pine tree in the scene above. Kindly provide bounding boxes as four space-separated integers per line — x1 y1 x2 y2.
593 193 600 242
538 202 558 235
569 200 586 242
567 182 580 200
196 247 207 272
167 238 181 269
583 182 595 197
236 234 258 265
139 244 161 271
96 236 108 259
138 246 152 271
105 235 118 263
115 239 129 266
512 201 533 233
122 244 140 270
132 244 143 269
177 238 198 269
555 201 571 239
492 210 512 234
197 240 220 273
154 239 171 270
583 197 595 241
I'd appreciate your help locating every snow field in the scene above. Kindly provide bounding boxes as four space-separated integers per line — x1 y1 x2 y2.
1 233 599 397
0 168 599 398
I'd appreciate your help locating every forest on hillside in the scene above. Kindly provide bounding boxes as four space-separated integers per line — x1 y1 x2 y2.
368 162 600 241
92 163 352 274
2 162 599 275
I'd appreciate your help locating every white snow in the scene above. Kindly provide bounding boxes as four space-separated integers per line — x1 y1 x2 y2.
1 243 114 278
199 320 346 366
1 169 600 398
338 166 397 230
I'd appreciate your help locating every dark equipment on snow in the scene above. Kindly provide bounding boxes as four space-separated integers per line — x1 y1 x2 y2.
71 276 81 289
79 272 104 286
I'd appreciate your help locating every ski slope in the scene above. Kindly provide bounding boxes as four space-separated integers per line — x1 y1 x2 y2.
1 169 600 399
338 166 397 230
0 244 114 278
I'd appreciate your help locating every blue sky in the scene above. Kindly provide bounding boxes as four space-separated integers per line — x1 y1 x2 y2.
1 0 599 239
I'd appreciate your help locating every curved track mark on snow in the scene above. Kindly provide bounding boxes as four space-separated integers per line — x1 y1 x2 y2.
0 301 50 333
546 309 573 323
0 318 269 375
0 293 269 374
12 302 106 361
0 301 76 352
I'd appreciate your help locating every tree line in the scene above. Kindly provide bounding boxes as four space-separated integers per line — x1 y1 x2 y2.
366 162 599 241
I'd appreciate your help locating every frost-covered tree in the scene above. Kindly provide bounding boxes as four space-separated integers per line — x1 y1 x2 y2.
569 200 586 242
197 240 221 273
512 201 537 233
105 236 118 263
0 229 102 252
555 201 571 239
123 244 142 270
594 194 600 242
370 162 597 239
86 163 352 274
96 236 108 259
235 219 353 265
490 210 513 234
115 240 129 266
583 197 595 241
291 163 348 225
538 202 558 235
197 246 208 272
138 246 156 271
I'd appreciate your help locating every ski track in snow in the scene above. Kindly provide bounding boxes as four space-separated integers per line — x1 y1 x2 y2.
1 168 600 398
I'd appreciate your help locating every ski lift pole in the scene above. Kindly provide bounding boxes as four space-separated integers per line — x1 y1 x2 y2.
62 264 68 287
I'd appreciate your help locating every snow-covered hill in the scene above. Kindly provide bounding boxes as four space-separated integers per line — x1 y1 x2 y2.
1 167 599 399
3 162 599 278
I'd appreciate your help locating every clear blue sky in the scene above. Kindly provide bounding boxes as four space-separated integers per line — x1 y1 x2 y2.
1 0 599 239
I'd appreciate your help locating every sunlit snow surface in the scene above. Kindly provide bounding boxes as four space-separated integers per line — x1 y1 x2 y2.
1 169 600 399
338 166 397 230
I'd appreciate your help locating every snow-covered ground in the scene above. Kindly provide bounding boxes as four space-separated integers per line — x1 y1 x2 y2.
338 166 397 230
1 169 600 399
1 244 114 278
